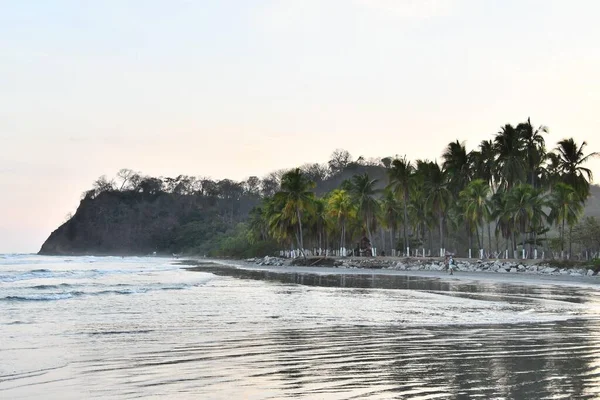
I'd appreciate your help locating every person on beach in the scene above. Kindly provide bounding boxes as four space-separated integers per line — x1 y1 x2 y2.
448 256 454 275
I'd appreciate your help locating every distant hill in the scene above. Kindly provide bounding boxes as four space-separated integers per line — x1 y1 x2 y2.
584 185 600 218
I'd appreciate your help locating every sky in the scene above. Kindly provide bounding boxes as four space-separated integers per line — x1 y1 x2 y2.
1 0 600 253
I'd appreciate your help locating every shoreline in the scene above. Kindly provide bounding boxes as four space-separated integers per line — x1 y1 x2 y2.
181 257 600 289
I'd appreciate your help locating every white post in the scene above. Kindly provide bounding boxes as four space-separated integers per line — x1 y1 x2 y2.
534 249 538 259
468 248 471 259
522 248 525 259
407 247 410 258
423 248 425 257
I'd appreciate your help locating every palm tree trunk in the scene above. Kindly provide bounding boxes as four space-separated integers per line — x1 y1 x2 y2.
296 207 305 259
569 225 573 257
439 214 444 252
390 226 394 256
487 223 492 256
403 195 409 251
561 218 565 253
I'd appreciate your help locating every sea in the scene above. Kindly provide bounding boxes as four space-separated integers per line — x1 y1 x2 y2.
1 254 600 399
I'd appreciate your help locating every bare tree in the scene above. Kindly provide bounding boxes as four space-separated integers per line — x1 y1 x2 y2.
116 168 138 190
328 149 352 175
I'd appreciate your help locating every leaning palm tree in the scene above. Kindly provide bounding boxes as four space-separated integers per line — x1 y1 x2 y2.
273 168 316 258
554 138 599 200
348 173 381 251
387 156 414 252
548 182 584 255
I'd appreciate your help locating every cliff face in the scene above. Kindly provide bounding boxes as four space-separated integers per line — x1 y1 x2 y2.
39 190 258 256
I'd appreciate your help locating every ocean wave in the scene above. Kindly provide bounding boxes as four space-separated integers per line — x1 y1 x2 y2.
4 293 78 302
1 283 199 302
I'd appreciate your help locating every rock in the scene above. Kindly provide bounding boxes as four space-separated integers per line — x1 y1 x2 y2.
517 264 526 271
510 267 517 273
543 267 557 274
587 269 595 276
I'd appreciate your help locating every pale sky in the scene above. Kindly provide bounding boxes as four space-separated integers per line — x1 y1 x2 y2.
1 0 600 253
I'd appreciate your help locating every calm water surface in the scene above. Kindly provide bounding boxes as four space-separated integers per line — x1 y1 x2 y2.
1 255 600 399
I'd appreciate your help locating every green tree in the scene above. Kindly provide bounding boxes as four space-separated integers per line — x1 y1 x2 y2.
554 138 598 200
459 179 490 251
443 140 471 197
379 188 402 254
494 124 526 190
422 161 452 252
348 173 381 251
517 118 548 187
326 189 356 252
273 168 316 257
548 182 583 255
387 156 414 252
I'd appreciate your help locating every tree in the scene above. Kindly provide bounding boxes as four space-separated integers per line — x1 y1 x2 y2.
93 175 115 195
459 179 490 251
422 161 452 251
505 184 546 255
549 183 583 255
471 139 496 188
379 188 402 254
347 173 381 251
443 140 471 196
555 138 598 200
517 118 548 187
387 156 414 252
327 189 355 251
115 168 138 190
273 168 315 257
494 124 526 190
328 149 352 175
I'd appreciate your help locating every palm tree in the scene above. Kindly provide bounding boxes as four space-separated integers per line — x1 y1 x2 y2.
443 140 471 196
549 183 584 255
387 156 414 252
555 138 598 200
422 161 452 253
327 189 355 252
471 139 496 189
494 124 526 190
348 173 381 251
505 184 540 255
274 168 315 257
491 190 514 255
517 118 548 188
380 188 402 254
459 179 490 251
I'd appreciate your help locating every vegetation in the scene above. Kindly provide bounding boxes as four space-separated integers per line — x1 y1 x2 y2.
40 118 600 261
